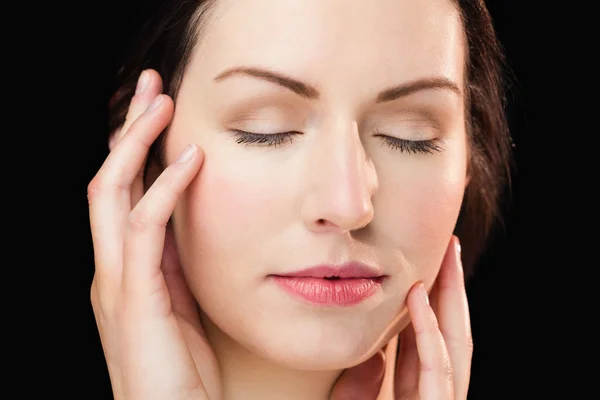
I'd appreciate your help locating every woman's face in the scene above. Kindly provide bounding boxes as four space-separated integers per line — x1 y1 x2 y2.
167 0 468 370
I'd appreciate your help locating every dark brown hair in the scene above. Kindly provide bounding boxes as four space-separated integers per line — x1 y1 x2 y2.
108 0 513 277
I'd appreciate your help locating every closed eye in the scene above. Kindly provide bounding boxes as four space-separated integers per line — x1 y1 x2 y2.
231 129 443 154
374 133 443 154
232 130 301 148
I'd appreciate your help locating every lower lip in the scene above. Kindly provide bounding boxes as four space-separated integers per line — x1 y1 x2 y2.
271 276 383 306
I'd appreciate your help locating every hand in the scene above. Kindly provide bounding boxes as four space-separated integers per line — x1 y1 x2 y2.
331 236 473 399
89 70 221 400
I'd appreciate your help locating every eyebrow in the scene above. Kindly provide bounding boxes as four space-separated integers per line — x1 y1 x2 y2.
214 66 462 102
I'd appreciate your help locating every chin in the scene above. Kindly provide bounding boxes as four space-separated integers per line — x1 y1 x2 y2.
241 314 402 371
254 336 376 371
198 276 411 371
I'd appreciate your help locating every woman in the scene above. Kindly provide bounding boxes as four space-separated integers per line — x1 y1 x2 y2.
92 0 512 398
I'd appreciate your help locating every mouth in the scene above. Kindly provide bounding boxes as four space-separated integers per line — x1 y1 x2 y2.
269 262 386 306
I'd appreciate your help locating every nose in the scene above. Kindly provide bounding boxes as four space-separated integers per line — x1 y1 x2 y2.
301 122 378 233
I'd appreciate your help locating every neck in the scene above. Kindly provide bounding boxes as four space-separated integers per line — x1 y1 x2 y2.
201 313 343 400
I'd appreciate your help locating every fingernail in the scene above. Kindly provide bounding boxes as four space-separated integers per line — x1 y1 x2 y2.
417 282 429 305
136 70 150 95
146 95 163 112
176 144 197 163
454 236 464 276
455 236 462 255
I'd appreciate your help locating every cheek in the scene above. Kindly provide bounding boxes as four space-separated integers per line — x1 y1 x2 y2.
402 176 464 242
172 150 290 281
190 162 265 238
375 145 467 282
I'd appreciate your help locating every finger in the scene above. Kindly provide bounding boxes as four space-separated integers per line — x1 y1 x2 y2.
430 236 473 398
109 70 163 209
162 225 205 333
119 70 163 207
329 350 385 400
111 69 164 149
122 144 203 314
88 95 174 284
408 282 454 399
394 323 420 397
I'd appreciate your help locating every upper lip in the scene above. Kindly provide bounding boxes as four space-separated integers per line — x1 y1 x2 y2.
273 262 384 279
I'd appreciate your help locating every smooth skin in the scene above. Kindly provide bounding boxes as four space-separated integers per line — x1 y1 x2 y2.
90 70 473 399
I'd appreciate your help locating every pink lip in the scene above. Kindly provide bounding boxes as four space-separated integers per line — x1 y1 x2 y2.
270 262 385 306
276 262 383 279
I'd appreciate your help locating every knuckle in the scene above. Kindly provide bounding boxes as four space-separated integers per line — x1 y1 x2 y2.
88 175 129 205
127 209 166 232
87 177 105 204
127 210 151 232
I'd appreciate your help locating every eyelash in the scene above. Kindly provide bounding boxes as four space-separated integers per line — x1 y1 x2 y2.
373 133 442 155
233 130 442 154
233 130 299 148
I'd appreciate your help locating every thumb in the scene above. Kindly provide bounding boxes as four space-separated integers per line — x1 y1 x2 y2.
330 350 386 400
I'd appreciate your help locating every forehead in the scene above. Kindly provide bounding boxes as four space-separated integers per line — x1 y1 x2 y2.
192 0 465 97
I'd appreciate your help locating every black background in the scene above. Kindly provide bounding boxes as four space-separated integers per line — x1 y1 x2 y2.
28 1 577 398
